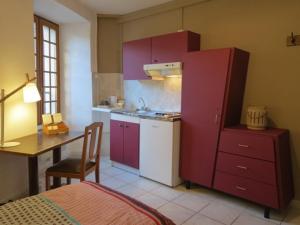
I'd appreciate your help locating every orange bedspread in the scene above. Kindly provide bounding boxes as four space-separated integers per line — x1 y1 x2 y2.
42 181 175 225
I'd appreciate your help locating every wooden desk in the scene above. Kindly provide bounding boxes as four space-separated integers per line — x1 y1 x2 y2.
0 131 84 196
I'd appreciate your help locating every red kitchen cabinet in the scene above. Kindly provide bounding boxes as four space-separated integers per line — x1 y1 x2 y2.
123 122 140 168
123 31 200 80
110 120 140 169
180 48 249 188
110 120 124 163
214 126 294 217
151 31 200 63
123 38 151 80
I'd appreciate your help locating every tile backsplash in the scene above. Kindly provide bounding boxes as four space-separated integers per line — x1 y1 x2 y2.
93 73 182 112
124 78 182 112
93 73 124 106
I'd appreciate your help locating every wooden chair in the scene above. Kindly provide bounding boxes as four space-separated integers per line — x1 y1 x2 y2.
46 122 103 190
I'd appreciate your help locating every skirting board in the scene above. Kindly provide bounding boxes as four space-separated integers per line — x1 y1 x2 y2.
291 199 300 209
0 190 28 205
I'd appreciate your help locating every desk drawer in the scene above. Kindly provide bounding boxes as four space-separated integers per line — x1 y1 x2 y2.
219 131 275 161
216 152 276 185
214 171 279 208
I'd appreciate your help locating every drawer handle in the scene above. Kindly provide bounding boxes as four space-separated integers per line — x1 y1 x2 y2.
238 144 249 148
236 186 247 191
119 124 123 128
236 165 248 170
152 125 159 128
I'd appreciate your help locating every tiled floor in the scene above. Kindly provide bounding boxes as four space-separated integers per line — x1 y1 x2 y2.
79 157 300 225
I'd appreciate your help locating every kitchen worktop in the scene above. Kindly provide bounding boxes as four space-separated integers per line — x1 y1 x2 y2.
111 110 181 122
92 105 121 112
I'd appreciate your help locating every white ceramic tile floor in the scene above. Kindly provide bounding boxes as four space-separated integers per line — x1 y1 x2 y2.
76 158 300 225
132 178 163 191
233 214 279 225
151 185 185 201
173 193 210 212
102 166 126 176
137 193 168 209
100 177 127 189
117 184 147 198
244 203 287 225
114 172 141 183
199 202 241 225
158 202 196 225
183 213 224 225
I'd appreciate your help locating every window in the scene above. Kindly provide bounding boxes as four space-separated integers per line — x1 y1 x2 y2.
34 15 60 124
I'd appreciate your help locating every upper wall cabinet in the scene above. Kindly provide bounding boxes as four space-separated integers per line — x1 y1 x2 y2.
151 31 200 64
123 38 152 80
123 31 200 80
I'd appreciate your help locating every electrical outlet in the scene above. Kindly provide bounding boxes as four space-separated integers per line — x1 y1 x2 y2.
287 33 300 46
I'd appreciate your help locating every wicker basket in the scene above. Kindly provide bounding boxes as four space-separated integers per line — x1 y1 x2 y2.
246 106 268 130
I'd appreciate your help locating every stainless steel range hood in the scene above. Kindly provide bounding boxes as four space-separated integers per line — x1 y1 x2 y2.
143 62 182 80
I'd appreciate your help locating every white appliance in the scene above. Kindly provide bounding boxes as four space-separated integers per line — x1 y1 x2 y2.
140 118 181 186
143 62 182 80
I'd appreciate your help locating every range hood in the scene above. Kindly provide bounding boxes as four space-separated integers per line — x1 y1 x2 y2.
143 62 182 80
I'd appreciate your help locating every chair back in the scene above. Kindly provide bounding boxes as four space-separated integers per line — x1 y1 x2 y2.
80 122 103 174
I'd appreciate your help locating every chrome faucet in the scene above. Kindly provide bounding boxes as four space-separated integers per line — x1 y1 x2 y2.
138 97 148 111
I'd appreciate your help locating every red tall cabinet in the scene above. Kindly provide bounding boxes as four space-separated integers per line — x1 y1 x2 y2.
180 48 250 188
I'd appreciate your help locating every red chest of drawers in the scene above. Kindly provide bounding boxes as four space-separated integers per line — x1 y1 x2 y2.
214 126 294 215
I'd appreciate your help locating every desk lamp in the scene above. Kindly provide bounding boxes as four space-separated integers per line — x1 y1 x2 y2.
0 73 41 148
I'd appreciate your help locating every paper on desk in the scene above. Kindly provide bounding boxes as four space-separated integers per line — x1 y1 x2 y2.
42 114 52 125
52 113 63 123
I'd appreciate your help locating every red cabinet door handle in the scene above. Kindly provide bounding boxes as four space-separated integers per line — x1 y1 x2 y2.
236 165 248 170
236 186 247 191
214 109 221 124
119 124 123 128
238 144 249 148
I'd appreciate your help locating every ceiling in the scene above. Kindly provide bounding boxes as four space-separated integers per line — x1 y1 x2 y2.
34 0 87 24
76 0 175 15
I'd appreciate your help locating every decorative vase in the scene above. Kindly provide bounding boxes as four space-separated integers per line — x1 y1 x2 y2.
246 106 268 130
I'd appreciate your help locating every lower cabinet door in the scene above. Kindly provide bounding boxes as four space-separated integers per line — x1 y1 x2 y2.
214 171 279 208
110 120 124 163
123 122 140 169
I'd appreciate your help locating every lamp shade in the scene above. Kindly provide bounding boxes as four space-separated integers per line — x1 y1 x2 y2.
23 83 41 103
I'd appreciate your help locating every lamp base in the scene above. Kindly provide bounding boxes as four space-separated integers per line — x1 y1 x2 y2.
0 142 21 148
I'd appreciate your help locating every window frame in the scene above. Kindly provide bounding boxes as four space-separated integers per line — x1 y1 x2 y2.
34 15 60 125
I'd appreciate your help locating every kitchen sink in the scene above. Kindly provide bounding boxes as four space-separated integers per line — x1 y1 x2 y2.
111 109 181 121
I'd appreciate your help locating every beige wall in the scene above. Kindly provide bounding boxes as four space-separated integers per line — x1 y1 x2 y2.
0 0 36 201
118 0 300 199
97 17 121 73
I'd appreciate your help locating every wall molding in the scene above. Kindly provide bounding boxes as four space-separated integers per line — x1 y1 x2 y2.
97 14 121 19
118 0 211 23
292 199 300 209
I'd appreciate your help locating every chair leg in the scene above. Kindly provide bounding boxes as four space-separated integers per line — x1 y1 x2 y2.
95 168 100 184
66 177 71 185
80 175 85 182
45 175 50 191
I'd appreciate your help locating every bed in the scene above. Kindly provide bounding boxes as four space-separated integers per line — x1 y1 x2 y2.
0 181 175 225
